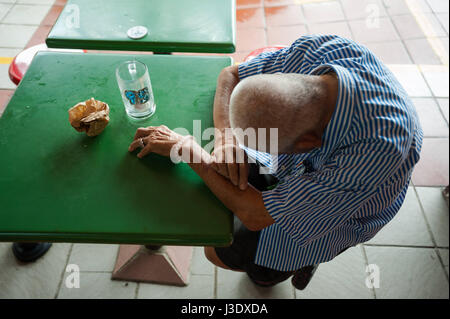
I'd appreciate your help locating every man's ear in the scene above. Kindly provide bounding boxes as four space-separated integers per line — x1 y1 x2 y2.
292 133 322 153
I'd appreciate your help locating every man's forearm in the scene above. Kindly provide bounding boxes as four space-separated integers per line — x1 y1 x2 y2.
213 65 240 131
185 142 275 231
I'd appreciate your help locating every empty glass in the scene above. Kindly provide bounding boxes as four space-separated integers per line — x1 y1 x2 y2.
116 60 156 119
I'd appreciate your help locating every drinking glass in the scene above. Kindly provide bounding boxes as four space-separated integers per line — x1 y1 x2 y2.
116 60 156 119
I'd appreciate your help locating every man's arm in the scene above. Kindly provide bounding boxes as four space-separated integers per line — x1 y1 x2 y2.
213 65 239 130
212 65 250 190
186 140 275 232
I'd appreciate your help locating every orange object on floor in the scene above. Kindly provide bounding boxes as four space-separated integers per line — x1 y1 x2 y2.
8 44 85 85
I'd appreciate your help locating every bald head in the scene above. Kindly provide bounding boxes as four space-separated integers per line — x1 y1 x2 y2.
229 73 331 154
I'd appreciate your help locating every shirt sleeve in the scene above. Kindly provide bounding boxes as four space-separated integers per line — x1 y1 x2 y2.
261 139 406 247
237 36 315 80
237 49 288 80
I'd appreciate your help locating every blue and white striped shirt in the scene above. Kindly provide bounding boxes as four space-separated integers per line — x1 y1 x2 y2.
237 35 423 271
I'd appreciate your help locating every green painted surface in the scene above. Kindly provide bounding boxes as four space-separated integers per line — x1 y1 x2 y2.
0 52 233 246
46 0 236 53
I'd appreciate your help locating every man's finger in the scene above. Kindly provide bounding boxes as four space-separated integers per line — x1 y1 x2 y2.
238 163 249 190
129 138 144 152
227 162 239 186
224 144 238 185
137 144 153 158
133 127 151 141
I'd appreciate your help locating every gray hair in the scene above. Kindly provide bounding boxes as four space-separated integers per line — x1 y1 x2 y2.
229 73 328 152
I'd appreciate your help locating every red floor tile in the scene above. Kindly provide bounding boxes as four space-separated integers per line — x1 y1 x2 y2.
41 5 64 27
236 28 266 52
412 138 449 186
264 0 296 6
266 25 308 46
264 5 304 26
26 25 52 49
0 90 15 117
237 0 262 8
236 8 265 28
54 0 68 5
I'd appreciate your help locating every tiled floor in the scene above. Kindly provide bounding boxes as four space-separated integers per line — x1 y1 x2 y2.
0 0 448 299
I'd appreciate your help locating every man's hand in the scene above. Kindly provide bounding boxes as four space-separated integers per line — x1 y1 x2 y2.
212 129 249 190
128 125 183 158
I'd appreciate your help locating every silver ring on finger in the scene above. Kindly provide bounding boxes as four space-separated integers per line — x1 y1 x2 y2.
139 138 145 148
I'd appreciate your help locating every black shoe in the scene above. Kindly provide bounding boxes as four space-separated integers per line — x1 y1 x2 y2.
12 242 52 263
248 271 295 288
291 265 318 290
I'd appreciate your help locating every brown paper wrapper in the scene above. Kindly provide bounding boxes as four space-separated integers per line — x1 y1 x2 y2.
68 98 110 137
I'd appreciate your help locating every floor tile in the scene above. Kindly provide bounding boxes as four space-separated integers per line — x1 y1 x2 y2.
308 21 352 39
340 0 387 20
436 98 449 123
439 36 449 55
363 41 412 64
419 64 449 97
0 0 15 4
412 138 449 186
0 3 12 22
58 272 137 299
237 7 264 29
0 89 14 116
264 0 296 7
0 48 20 91
0 63 17 89
0 47 22 57
295 246 374 299
367 187 434 246
383 0 432 15
191 247 214 276
266 24 308 46
436 13 449 33
426 0 449 13
302 1 345 23
68 244 119 272
217 268 294 298
41 4 63 26
364 246 448 298
0 243 71 298
237 0 262 8
236 27 266 52
387 64 431 97
0 24 38 48
412 97 449 137
17 0 55 4
439 248 449 275
405 38 443 64
138 274 214 299
349 17 400 43
416 187 449 247
25 24 51 48
2 4 51 25
392 13 447 39
264 5 304 27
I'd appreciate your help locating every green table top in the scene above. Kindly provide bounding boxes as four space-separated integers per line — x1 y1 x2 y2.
0 52 233 246
46 0 236 53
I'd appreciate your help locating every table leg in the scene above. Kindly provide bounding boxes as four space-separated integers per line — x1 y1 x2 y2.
12 242 52 262
112 245 193 286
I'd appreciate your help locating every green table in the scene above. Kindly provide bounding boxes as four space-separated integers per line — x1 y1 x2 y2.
46 0 236 53
0 51 233 246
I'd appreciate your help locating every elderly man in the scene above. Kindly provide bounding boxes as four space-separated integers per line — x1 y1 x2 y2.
128 35 422 289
